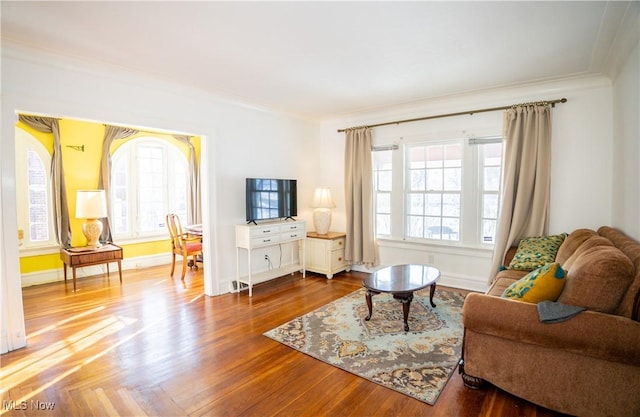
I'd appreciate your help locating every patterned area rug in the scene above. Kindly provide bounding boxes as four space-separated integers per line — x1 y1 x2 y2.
264 287 465 404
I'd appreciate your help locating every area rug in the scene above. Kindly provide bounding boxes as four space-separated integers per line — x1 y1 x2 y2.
263 287 465 404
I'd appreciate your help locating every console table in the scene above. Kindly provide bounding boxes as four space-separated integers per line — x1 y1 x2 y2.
60 244 123 292
235 220 305 296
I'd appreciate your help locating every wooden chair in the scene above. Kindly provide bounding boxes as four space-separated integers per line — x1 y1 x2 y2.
166 213 203 280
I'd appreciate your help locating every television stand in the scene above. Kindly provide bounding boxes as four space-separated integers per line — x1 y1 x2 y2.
235 220 306 296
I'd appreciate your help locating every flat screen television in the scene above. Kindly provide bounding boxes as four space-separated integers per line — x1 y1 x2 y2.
245 178 297 224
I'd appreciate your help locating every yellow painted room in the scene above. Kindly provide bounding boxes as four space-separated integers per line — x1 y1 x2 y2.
16 117 201 287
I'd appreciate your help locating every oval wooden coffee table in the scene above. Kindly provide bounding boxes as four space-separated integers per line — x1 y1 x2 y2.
363 264 441 332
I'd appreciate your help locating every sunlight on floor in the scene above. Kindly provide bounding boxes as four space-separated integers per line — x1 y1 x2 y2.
0 311 165 407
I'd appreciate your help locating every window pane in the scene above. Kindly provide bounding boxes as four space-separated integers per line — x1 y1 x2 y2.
442 218 460 241
483 194 499 218
443 193 460 217
443 167 461 191
410 147 427 169
482 219 497 244
479 141 502 244
374 149 393 237
27 150 49 242
426 168 442 191
376 193 390 213
426 194 441 216
444 144 462 167
408 193 424 215
484 166 500 191
410 169 426 191
376 214 391 235
407 216 424 238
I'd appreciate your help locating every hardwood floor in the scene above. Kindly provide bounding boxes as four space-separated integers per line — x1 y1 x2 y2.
1 265 567 416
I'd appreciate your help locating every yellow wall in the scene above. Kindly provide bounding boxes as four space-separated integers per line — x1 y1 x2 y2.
16 117 200 274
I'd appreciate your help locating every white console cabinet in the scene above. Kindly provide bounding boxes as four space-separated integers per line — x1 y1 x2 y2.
305 231 350 279
235 220 306 296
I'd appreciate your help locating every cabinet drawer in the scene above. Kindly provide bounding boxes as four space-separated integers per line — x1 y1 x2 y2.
252 235 281 247
68 250 120 266
251 226 280 238
282 223 305 233
331 249 346 267
331 237 346 250
282 230 305 241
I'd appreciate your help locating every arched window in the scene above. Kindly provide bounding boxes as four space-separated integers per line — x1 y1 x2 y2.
111 137 189 239
15 128 56 248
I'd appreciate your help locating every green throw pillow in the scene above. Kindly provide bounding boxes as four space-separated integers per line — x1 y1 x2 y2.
502 262 566 303
508 233 568 271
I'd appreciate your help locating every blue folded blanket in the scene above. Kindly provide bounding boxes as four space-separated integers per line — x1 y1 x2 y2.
537 301 586 323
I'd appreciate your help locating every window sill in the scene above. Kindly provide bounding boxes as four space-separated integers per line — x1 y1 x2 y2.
376 237 494 256
19 244 60 256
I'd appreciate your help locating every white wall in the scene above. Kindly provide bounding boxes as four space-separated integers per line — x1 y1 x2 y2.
319 75 619 291
0 44 321 352
612 41 640 240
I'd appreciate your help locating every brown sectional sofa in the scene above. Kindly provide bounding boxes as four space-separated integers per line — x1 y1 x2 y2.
460 226 640 417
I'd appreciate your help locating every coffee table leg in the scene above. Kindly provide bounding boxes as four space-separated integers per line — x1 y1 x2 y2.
401 293 414 332
364 289 378 321
429 283 437 308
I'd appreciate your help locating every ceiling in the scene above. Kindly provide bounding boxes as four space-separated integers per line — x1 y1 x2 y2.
1 1 638 119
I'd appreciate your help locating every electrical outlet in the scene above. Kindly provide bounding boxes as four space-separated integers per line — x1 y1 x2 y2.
264 254 269 260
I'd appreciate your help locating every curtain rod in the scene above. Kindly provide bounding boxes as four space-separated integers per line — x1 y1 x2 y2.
337 97 567 133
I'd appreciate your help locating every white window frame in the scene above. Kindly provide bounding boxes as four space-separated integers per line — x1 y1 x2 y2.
374 136 502 248
111 137 189 241
15 128 57 251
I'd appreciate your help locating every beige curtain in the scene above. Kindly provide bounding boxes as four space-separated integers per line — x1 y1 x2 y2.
18 115 71 247
174 135 201 225
490 104 552 282
344 127 378 267
98 125 139 243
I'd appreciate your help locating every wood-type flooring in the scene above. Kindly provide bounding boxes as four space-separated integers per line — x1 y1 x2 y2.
1 264 568 416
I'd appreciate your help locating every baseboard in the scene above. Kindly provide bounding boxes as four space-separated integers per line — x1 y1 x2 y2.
21 253 173 287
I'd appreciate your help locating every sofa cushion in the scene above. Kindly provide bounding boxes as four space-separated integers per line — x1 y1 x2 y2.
508 234 568 271
555 228 597 265
561 235 614 271
558 245 635 313
487 276 519 297
502 262 566 303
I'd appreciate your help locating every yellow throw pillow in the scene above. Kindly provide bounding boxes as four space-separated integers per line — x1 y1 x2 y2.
502 262 566 303
508 233 568 271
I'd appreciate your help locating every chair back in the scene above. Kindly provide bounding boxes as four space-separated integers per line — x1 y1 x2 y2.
166 213 185 251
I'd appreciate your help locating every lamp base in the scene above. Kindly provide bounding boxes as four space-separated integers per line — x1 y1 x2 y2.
313 208 332 235
82 218 103 248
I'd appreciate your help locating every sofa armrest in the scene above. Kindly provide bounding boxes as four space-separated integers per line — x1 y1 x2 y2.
463 292 640 366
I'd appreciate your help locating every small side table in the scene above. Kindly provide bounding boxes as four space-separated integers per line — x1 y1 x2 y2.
60 244 123 291
305 231 350 279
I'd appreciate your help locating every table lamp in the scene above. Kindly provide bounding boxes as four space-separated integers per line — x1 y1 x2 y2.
311 187 336 235
76 189 107 248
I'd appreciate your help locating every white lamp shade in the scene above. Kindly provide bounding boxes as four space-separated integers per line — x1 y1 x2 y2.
76 190 107 219
311 187 336 209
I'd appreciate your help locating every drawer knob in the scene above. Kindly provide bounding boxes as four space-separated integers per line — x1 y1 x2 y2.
338 257 342 261
338 241 343 246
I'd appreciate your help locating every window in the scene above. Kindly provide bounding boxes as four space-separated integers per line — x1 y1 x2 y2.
479 142 503 244
15 128 56 248
374 137 502 246
373 149 393 236
111 138 189 239
406 142 462 241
